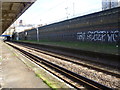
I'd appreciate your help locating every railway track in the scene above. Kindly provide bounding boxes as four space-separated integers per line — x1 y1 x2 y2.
6 42 114 90
9 41 120 78
11 41 120 69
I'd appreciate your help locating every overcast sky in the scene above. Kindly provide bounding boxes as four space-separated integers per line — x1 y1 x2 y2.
18 0 102 25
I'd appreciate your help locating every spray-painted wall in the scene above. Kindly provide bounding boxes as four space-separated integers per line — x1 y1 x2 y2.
18 7 120 44
77 30 119 43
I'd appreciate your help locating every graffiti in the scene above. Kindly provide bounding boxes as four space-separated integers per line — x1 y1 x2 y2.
77 30 119 42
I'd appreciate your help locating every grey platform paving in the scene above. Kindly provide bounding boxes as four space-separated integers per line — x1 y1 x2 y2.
0 40 50 89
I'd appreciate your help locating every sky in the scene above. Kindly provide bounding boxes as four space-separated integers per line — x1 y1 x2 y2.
17 0 102 25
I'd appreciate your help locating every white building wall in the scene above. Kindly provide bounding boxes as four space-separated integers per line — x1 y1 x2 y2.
119 1 120 6
102 0 118 10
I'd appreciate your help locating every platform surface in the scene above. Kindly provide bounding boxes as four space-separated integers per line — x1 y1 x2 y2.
0 40 50 89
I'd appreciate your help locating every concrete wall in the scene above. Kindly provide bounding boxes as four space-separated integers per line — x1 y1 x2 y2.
18 7 120 44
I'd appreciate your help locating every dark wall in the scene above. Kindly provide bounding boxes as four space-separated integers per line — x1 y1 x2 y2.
26 28 37 41
18 7 120 43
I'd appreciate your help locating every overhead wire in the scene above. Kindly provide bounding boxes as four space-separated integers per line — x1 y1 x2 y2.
38 0 69 17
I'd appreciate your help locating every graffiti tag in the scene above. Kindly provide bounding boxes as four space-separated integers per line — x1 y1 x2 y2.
77 30 119 42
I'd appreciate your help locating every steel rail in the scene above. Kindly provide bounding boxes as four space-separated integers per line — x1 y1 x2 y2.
7 43 112 90
9 41 120 78
10 41 120 69
23 45 120 78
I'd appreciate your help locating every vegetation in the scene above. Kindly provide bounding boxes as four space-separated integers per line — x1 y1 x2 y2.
17 40 118 55
35 73 58 89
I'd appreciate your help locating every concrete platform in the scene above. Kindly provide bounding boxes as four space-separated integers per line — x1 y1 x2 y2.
0 40 50 89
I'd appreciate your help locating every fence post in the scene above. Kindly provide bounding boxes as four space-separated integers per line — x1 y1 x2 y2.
36 27 39 42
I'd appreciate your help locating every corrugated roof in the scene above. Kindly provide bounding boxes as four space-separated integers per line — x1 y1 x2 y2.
0 0 36 34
